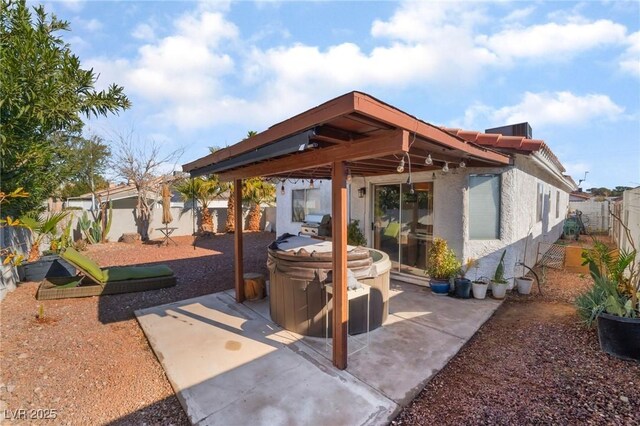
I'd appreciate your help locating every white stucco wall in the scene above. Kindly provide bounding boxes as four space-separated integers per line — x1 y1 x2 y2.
568 199 611 233
275 179 332 236
276 155 571 282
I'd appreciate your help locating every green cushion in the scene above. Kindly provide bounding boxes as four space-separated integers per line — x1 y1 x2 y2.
62 247 106 283
102 265 174 282
384 222 400 238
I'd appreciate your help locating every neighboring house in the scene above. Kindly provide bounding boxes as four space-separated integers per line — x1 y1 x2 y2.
569 191 592 202
185 91 577 285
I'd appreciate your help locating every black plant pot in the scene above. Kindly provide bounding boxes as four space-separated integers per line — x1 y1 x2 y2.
597 312 640 362
454 278 472 299
17 254 76 282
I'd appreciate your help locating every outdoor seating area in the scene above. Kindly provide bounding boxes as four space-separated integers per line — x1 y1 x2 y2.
35 247 176 300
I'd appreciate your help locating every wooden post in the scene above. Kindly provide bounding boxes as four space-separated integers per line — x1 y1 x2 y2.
331 161 348 369
234 179 245 303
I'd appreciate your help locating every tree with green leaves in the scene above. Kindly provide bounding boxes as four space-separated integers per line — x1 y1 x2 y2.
243 178 275 231
175 176 228 233
0 0 130 216
223 131 259 233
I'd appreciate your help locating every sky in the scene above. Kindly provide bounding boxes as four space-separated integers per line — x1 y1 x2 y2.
39 0 640 189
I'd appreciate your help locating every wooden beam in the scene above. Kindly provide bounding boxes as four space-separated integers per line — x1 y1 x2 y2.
331 161 348 370
220 129 409 181
234 179 245 303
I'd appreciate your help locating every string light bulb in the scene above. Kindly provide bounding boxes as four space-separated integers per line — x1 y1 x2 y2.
424 154 433 165
309 178 314 188
346 169 352 184
460 160 466 168
396 157 405 173
442 162 449 173
280 182 285 195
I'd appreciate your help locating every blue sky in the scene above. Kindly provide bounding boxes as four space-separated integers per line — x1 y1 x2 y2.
42 0 639 189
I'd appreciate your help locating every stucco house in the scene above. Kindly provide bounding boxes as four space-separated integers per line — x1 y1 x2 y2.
275 108 576 284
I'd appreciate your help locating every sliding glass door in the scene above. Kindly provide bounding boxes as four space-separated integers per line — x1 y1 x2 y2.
373 182 434 278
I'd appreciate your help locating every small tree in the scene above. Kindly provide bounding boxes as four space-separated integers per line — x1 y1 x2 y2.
223 130 258 233
175 176 228 233
0 1 130 216
110 132 182 240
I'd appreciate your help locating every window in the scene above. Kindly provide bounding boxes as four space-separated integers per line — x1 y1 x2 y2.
291 188 321 222
536 182 544 222
469 174 501 239
556 191 560 218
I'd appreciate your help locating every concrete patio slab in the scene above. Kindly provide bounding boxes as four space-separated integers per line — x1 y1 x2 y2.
136 292 396 425
138 282 502 425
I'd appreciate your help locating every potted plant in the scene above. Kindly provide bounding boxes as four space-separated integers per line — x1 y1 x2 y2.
426 238 460 295
491 250 508 299
516 276 534 295
454 258 477 298
17 211 75 281
576 218 639 361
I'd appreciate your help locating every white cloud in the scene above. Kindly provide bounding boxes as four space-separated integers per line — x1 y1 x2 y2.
502 6 535 23
476 19 627 62
620 31 640 77
83 18 102 32
464 91 624 128
132 23 156 41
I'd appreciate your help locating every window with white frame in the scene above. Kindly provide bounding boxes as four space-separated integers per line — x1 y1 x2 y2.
469 174 501 239
536 182 544 222
292 188 321 222
556 191 560 218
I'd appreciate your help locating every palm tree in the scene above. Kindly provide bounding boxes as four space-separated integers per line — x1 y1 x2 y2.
19 211 69 261
224 130 259 233
175 176 228 233
243 178 276 231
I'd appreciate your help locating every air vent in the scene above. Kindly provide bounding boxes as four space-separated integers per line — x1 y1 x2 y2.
485 122 532 139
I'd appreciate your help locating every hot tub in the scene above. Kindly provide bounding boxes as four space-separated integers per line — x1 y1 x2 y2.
267 235 392 337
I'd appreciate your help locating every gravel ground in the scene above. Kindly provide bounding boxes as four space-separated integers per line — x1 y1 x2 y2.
393 240 640 425
0 232 273 425
2 233 638 425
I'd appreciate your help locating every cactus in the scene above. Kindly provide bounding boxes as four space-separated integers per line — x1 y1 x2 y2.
493 250 507 283
78 211 97 244
102 201 112 242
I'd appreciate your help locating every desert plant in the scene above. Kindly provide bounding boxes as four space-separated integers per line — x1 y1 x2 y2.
77 201 112 244
243 178 275 231
493 250 507 283
347 220 367 246
19 211 69 261
460 257 479 279
176 176 228 233
426 238 460 280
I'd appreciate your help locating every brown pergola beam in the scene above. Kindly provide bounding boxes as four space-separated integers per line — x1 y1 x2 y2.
234 179 245 303
331 161 348 370
219 129 409 181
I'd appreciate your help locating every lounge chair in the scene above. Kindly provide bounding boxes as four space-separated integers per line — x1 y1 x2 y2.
36 247 177 300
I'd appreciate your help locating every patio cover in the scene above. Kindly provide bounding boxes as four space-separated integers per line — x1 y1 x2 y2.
182 91 510 370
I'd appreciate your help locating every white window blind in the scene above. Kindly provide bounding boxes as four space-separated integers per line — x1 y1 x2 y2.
556 191 560 218
469 174 501 239
536 183 544 222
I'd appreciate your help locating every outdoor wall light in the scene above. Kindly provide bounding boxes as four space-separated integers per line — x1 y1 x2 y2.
442 162 449 173
396 157 405 173
358 187 366 198
424 154 433 165
460 160 466 168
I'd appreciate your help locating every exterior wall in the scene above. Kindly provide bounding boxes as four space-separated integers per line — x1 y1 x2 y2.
275 179 332 236
569 199 611 233
276 155 571 282
612 187 640 253
0 226 30 301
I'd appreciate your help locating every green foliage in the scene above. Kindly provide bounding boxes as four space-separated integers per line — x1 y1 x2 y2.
243 178 275 206
582 241 637 289
19 211 69 245
0 1 130 216
347 220 367 246
493 250 507 283
77 201 111 244
57 135 111 199
576 277 636 327
426 238 461 280
50 217 73 252
176 176 228 208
